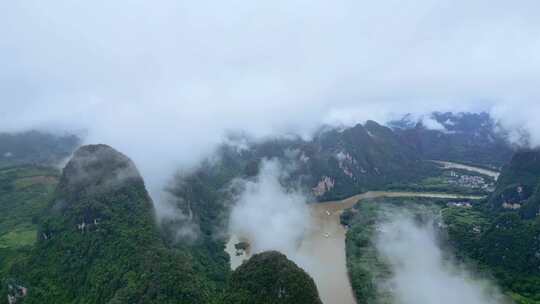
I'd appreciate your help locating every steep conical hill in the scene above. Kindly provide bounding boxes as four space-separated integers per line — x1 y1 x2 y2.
5 144 217 304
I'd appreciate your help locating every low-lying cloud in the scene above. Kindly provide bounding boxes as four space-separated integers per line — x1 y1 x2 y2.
229 159 311 256
376 213 510 304
2 0 540 197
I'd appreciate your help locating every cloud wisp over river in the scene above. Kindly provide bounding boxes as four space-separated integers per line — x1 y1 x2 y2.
376 212 510 304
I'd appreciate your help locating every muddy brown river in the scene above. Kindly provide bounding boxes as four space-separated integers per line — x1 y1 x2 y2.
226 191 484 304
299 191 484 304
225 161 495 304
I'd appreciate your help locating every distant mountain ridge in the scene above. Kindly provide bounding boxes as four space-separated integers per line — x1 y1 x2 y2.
167 112 515 242
5 145 220 303
177 112 513 203
0 131 79 168
389 112 515 168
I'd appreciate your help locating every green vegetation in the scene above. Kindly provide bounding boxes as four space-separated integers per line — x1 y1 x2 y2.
0 117 533 303
0 166 59 236
343 203 390 304
440 149 540 303
170 121 441 206
0 132 77 289
1 145 322 304
383 168 495 195
390 112 514 168
342 197 448 304
442 207 540 303
223 251 322 304
0 230 36 249
2 145 224 303
441 206 491 259
488 149 540 219
0 131 79 168
0 166 60 288
164 145 252 243
343 149 540 304
307 121 439 200
343 194 540 304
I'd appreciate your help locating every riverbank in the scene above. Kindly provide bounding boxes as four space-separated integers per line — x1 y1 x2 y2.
226 190 485 304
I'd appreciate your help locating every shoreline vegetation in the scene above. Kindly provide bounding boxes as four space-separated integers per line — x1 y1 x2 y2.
0 142 530 304
340 194 540 304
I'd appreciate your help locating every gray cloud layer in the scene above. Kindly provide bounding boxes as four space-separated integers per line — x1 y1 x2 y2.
376 213 510 304
229 159 311 255
2 0 540 190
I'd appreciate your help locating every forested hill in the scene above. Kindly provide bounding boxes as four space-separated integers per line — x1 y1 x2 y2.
170 113 512 208
390 112 514 168
223 251 322 304
489 149 540 218
0 131 79 168
4 145 223 303
2 145 322 304
441 149 540 303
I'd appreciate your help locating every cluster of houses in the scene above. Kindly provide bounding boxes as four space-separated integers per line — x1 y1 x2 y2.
447 171 494 191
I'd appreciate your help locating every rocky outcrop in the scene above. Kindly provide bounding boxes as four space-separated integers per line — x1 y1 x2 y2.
312 176 335 197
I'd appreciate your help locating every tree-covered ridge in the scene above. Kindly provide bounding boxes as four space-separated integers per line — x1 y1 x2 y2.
443 209 540 303
0 166 59 247
449 149 540 303
390 112 514 168
223 251 322 304
0 166 60 289
0 131 79 168
170 112 512 213
0 112 522 303
341 197 446 304
443 150 540 303
168 120 440 213
3 145 224 303
2 145 322 304
489 149 540 219
343 196 540 304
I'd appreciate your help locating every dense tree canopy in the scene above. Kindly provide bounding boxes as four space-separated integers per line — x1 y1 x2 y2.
223 251 322 304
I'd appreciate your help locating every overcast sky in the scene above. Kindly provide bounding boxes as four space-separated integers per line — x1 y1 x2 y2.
1 0 539 189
